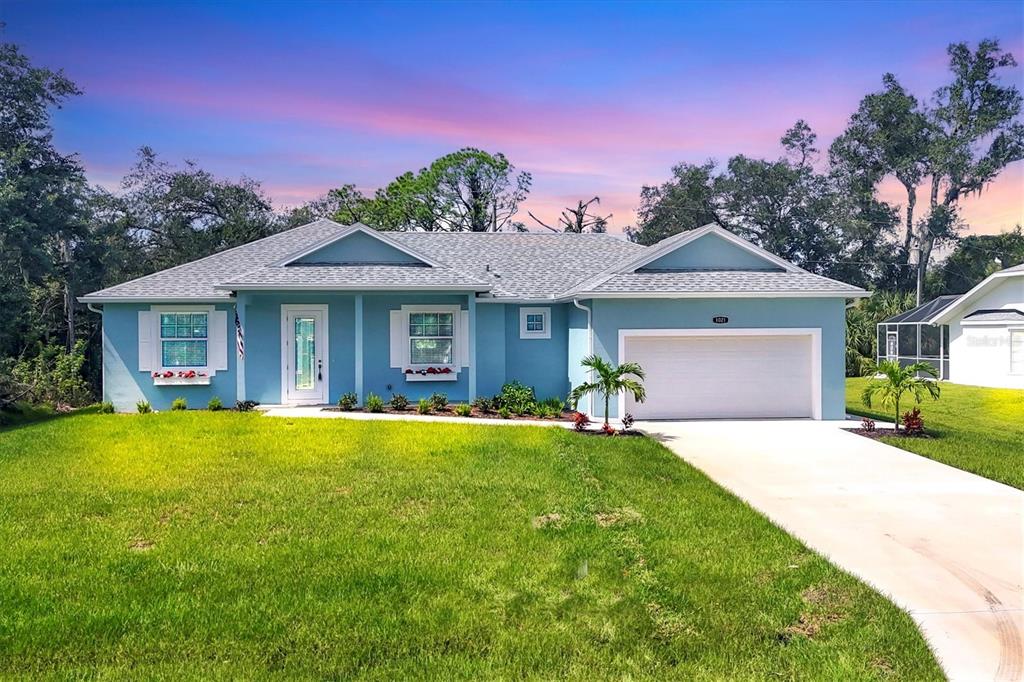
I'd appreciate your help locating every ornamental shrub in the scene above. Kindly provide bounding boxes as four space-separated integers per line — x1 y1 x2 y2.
98 401 115 414
429 392 449 411
496 381 536 415
621 413 635 431
454 403 472 417
472 396 495 413
498 406 511 419
235 400 260 412
901 408 924 436
207 396 223 411
417 398 432 414
572 411 590 432
365 392 385 413
171 397 188 411
338 392 358 411
861 416 876 432
136 400 152 414
389 393 409 411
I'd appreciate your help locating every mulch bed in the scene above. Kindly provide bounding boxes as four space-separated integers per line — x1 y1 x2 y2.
844 428 931 441
322 405 574 422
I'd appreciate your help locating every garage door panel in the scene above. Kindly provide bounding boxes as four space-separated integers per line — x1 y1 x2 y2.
623 334 813 420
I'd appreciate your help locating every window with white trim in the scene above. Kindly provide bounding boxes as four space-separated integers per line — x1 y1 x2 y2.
1011 329 1024 375
519 307 551 339
409 311 454 365
159 312 208 367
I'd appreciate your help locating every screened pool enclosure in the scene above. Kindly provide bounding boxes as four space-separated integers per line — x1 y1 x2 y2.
876 296 958 379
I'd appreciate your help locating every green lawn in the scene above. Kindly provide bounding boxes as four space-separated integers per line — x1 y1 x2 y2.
0 413 940 680
847 377 1024 490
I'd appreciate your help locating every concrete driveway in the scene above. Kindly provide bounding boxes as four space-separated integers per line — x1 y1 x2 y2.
638 419 1024 682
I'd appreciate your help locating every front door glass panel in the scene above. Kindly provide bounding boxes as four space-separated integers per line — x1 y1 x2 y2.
294 317 315 390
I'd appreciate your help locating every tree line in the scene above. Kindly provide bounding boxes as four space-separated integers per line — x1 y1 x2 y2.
1 37 1021 407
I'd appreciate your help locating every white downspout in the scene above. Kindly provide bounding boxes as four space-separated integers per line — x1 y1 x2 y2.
572 298 593 416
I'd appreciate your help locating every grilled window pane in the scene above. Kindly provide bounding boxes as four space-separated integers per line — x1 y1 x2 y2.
410 338 452 365
161 340 207 367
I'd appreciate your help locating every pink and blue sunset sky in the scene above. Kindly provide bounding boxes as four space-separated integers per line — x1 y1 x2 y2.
4 0 1023 235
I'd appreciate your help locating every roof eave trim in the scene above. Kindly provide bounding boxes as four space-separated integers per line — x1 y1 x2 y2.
215 284 491 292
566 290 869 299
77 296 235 304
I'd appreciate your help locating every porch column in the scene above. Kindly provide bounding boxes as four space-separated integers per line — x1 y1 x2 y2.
467 293 477 400
355 294 364 405
235 293 246 402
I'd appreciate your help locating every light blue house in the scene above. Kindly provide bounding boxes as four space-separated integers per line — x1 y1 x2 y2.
81 221 866 419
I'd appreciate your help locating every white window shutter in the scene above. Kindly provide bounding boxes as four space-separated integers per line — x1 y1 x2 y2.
138 311 154 371
389 310 405 368
459 310 470 367
211 310 228 371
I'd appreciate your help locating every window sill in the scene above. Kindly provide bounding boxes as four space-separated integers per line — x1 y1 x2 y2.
153 374 212 386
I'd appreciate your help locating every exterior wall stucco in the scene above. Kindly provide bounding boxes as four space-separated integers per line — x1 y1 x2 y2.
100 292 849 418
947 277 1024 389
589 297 848 419
101 302 237 412
502 303 571 401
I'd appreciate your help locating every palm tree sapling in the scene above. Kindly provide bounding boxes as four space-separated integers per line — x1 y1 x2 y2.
861 360 940 431
569 355 646 428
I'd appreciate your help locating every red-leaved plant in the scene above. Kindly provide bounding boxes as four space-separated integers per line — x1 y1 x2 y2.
901 408 924 436
572 411 590 432
861 417 876 432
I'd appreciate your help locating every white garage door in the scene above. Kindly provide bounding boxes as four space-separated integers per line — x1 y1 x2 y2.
622 333 815 420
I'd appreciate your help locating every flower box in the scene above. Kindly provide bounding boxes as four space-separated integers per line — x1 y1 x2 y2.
403 367 458 382
152 370 211 386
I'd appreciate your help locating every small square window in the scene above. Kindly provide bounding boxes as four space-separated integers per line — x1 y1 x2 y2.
520 307 551 339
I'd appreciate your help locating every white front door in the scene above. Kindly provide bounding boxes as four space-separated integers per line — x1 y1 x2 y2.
281 305 328 405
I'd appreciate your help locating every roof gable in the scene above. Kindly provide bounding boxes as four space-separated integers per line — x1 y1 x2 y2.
277 223 437 267
928 266 1024 324
640 231 785 272
621 224 803 275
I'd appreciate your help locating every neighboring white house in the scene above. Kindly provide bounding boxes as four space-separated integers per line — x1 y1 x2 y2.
928 264 1024 389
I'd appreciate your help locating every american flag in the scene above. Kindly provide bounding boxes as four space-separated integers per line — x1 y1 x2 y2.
234 310 245 358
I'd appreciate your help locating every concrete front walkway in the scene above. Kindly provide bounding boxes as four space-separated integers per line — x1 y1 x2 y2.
638 419 1024 682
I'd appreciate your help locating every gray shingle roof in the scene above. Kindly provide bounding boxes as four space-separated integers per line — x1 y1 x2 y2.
390 232 644 298
81 219 865 301
579 271 866 295
964 308 1024 322
81 219 348 300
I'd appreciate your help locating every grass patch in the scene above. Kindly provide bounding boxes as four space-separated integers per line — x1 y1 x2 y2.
0 413 941 679
847 377 1024 489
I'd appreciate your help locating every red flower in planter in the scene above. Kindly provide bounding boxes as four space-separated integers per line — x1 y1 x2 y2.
152 372 160 378
426 367 437 374
404 368 413 374
163 371 174 378
440 367 452 374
